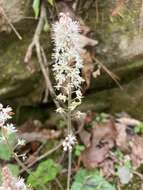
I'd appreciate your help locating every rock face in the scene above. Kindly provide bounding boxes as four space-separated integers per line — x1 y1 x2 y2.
0 0 28 32
0 0 143 118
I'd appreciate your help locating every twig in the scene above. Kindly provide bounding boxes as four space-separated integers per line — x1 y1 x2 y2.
55 178 64 190
24 1 46 65
2 128 47 190
140 0 143 31
133 171 143 180
94 58 122 89
24 1 67 121
67 86 72 190
40 47 63 112
20 142 62 173
95 0 99 23
0 7 22 40
117 183 122 190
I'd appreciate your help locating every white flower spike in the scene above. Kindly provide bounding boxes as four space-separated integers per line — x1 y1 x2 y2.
52 12 84 104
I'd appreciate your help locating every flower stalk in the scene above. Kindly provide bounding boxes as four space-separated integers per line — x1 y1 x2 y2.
52 13 84 189
67 88 72 190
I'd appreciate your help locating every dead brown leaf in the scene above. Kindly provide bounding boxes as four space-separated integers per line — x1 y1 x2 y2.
25 154 37 165
115 123 129 151
100 159 115 179
115 116 139 151
80 118 117 169
82 52 94 89
81 145 109 169
79 129 91 148
92 118 117 146
17 130 61 143
130 135 143 169
116 117 140 127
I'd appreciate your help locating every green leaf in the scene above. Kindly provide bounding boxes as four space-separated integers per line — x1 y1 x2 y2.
0 133 16 161
75 145 85 156
134 123 143 134
47 0 53 6
27 159 61 188
43 21 50 32
7 164 20 177
71 169 116 190
32 0 40 18
134 126 140 133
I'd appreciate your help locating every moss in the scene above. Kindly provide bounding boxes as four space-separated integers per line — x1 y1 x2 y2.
0 21 52 104
82 0 142 66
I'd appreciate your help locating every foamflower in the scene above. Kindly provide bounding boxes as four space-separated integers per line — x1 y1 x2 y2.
52 12 84 101
62 134 77 152
0 166 31 190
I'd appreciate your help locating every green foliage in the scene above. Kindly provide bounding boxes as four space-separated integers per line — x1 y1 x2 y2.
71 169 116 190
47 0 53 6
74 145 85 157
27 159 61 189
32 0 53 19
114 150 124 161
134 122 143 134
114 150 133 185
44 21 50 32
6 164 19 176
57 119 66 129
124 159 132 170
32 0 40 18
93 113 109 124
0 133 16 161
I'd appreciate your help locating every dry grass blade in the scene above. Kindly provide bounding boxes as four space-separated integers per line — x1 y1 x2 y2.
94 58 122 89
0 6 22 40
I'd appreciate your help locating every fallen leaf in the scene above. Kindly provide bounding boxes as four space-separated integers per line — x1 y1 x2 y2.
115 123 129 151
78 34 98 51
81 145 109 169
17 130 61 143
92 118 117 146
100 159 115 179
82 52 94 89
116 117 140 127
25 154 37 165
79 129 91 148
130 135 143 169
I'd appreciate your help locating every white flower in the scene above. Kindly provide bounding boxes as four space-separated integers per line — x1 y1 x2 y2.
69 100 81 111
75 90 83 100
62 134 77 152
17 139 26 146
75 111 86 119
52 12 84 105
3 106 12 114
57 94 67 102
0 104 13 127
22 155 27 161
56 107 65 114
3 123 17 134
16 178 27 190
0 104 3 109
